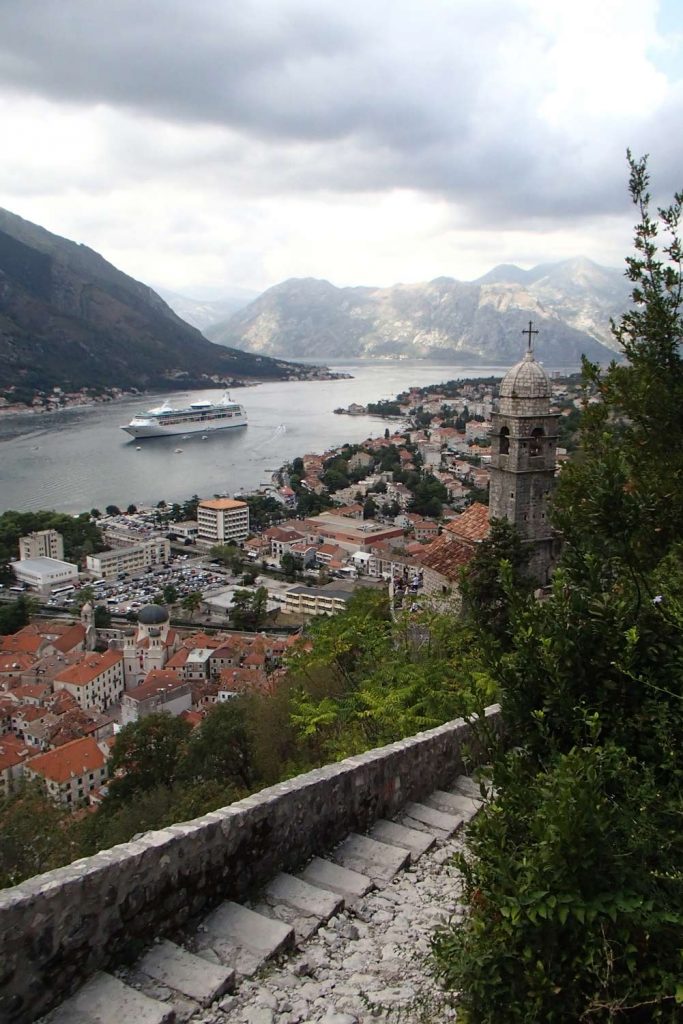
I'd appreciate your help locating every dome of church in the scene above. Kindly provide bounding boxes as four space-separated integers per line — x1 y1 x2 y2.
137 604 169 626
500 351 551 401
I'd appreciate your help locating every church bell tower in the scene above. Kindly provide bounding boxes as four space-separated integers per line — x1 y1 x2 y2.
488 322 559 583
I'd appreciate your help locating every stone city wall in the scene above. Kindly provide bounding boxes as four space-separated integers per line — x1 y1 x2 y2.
0 705 501 1024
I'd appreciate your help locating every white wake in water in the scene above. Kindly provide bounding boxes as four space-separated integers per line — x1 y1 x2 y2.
246 423 287 453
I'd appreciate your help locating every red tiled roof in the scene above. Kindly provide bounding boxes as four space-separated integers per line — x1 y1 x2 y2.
27 737 107 783
443 502 490 544
55 650 123 687
51 623 86 653
7 682 51 703
0 631 45 655
0 734 39 772
126 669 185 701
13 704 47 723
0 654 36 674
417 535 475 581
165 648 189 668
181 632 223 650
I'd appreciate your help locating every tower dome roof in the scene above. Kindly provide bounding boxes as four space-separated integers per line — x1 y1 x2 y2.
137 604 169 626
499 350 551 401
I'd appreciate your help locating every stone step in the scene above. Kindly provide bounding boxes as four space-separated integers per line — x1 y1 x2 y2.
426 789 481 821
368 818 437 861
401 801 462 837
265 872 344 921
42 971 175 1024
400 814 452 840
331 832 410 884
137 939 235 1007
194 901 294 977
453 774 484 800
299 856 374 902
252 900 321 945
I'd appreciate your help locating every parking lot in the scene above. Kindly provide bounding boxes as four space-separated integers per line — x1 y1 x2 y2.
47 556 236 616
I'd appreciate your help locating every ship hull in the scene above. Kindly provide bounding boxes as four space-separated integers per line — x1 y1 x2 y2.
121 419 247 439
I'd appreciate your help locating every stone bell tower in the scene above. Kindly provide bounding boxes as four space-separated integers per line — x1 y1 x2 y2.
488 322 559 584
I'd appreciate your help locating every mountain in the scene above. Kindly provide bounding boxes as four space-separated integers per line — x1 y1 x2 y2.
206 259 628 366
473 257 630 350
0 209 302 398
158 288 258 331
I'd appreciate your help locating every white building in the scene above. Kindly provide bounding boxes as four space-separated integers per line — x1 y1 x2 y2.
121 671 192 725
18 529 64 561
25 737 110 807
86 538 170 579
197 499 250 545
281 581 356 617
53 650 125 712
11 557 79 594
171 520 199 541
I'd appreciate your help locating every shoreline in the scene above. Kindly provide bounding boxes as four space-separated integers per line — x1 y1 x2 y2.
0 370 353 421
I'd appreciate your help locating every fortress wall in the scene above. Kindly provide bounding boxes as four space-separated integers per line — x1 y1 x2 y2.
0 704 501 1024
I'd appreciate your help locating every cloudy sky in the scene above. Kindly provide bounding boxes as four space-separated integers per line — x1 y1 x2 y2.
0 0 681 297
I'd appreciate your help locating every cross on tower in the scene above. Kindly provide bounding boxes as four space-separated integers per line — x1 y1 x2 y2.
522 320 538 353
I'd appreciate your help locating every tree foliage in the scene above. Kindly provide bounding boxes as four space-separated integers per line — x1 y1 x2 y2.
432 154 683 1023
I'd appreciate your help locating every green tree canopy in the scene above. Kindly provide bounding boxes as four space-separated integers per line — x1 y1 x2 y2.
106 713 192 805
180 700 255 789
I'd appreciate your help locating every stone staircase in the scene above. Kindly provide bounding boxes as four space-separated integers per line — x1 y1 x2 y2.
41 776 483 1024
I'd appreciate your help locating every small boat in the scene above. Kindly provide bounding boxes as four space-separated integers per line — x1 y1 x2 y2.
202 435 208 440
174 448 184 454
135 446 141 451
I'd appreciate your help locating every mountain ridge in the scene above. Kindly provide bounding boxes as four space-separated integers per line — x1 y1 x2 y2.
0 208 304 399
204 260 629 365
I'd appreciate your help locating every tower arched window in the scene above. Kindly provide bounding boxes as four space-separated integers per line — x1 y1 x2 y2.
529 427 544 457
499 426 510 455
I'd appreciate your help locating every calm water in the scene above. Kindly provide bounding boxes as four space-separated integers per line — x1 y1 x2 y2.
0 361 514 514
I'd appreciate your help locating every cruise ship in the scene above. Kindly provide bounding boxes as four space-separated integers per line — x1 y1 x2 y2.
121 393 247 439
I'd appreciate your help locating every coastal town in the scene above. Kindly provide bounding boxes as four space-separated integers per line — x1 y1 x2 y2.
0 363 582 810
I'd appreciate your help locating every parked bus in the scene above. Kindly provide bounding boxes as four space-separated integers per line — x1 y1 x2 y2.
52 584 75 596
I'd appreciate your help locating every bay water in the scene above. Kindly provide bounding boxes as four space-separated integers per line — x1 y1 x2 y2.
0 361 514 514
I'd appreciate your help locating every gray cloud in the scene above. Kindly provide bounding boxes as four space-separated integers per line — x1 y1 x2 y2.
0 0 681 280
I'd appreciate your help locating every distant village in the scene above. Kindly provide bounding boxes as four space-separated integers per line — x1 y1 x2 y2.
0 367 583 809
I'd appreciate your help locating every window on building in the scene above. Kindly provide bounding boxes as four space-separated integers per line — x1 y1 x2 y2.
499 426 510 455
529 427 544 457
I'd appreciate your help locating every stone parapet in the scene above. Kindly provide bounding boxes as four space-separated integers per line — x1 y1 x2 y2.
0 705 501 1023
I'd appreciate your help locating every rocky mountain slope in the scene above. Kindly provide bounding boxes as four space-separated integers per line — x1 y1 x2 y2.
158 288 258 331
0 209 300 397
206 259 628 366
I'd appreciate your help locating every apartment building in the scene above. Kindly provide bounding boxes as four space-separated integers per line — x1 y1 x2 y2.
196 499 249 545
25 737 109 807
281 581 356 617
18 529 64 561
53 650 124 712
86 538 170 579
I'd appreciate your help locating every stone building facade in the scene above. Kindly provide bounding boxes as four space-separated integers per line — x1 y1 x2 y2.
488 344 559 583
